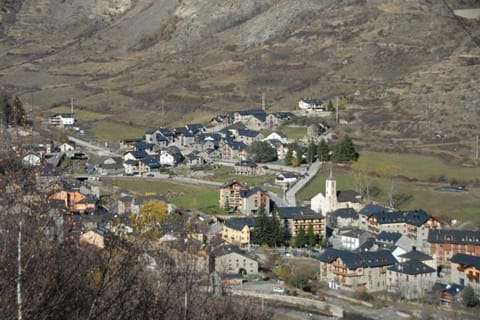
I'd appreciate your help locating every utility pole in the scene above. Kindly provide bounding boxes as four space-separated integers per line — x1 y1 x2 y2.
70 97 74 115
476 135 479 165
17 221 23 320
335 96 339 124
162 99 165 117
261 92 265 111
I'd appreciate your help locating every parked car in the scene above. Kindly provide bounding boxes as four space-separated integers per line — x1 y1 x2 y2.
273 286 285 294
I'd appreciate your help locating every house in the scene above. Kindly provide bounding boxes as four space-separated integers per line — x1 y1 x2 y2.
329 208 359 229
22 151 41 166
298 98 324 111
211 245 258 275
98 157 124 175
386 259 437 299
56 142 75 153
266 112 294 128
79 228 106 249
431 283 465 308
219 180 249 212
159 147 184 167
221 217 255 246
277 206 324 240
119 138 143 151
185 123 206 135
376 231 414 254
174 127 195 146
263 131 289 144
364 209 442 251
117 195 135 215
210 114 232 127
141 156 161 172
184 151 207 167
275 172 298 185
397 248 436 269
49 113 75 128
233 109 267 130
235 129 263 145
338 229 373 250
234 159 258 176
123 150 148 162
428 229 480 264
219 181 270 215
318 248 397 292
48 190 97 214
196 133 221 151
450 253 480 292
134 140 155 153
311 171 363 217
219 139 248 160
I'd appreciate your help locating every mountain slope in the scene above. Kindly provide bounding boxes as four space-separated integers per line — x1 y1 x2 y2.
0 0 479 161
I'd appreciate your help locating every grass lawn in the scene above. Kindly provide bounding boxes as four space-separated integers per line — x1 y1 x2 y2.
277 125 307 140
49 106 110 121
358 151 480 182
103 178 220 213
297 167 480 225
90 121 145 143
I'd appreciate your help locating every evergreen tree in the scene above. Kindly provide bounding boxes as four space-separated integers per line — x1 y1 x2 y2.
306 225 316 247
327 100 334 111
295 227 307 248
252 207 269 245
295 148 303 165
463 284 479 307
284 147 293 166
306 140 317 164
251 141 277 163
317 139 330 162
332 136 358 162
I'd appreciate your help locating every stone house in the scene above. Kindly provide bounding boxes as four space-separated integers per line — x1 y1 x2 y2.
428 229 480 264
277 206 324 240
386 259 437 299
211 245 258 275
450 253 480 292
218 181 270 215
221 217 255 246
318 248 397 292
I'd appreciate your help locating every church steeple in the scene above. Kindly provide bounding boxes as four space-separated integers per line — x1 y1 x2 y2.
325 168 337 212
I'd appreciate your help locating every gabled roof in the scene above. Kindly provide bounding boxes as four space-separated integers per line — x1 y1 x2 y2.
270 112 294 119
155 127 175 137
398 249 433 262
277 207 320 220
235 159 257 168
226 140 246 150
360 203 390 216
224 217 255 231
371 209 431 227
220 180 248 189
377 231 402 243
237 128 261 138
388 259 436 275
239 187 264 199
341 229 366 239
300 98 323 105
318 248 396 269
337 190 360 203
220 122 246 134
450 253 480 269
432 282 464 296
135 141 154 151
331 208 358 219
428 229 480 244
277 172 298 179
185 123 205 133
142 156 161 168
125 150 148 159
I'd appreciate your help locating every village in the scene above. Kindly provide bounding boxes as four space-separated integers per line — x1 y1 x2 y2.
7 96 480 319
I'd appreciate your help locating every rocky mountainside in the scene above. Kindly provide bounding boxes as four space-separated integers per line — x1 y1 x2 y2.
0 0 479 161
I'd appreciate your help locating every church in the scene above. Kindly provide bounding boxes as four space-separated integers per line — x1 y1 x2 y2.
310 170 363 216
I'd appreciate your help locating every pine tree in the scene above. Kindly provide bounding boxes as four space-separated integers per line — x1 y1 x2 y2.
307 225 316 247
284 147 293 166
317 139 330 162
295 148 303 165
306 140 317 164
295 227 307 248
252 207 269 245
332 136 358 162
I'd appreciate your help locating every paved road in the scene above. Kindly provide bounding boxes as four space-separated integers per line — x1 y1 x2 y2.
285 160 322 206
68 136 119 156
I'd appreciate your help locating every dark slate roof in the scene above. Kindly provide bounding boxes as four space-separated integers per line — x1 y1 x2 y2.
235 159 257 168
277 172 298 180
341 229 365 239
318 248 396 269
237 128 261 138
428 229 480 244
337 190 360 203
331 208 358 219
236 109 267 122
142 156 161 169
377 231 402 243
126 150 148 159
356 238 376 252
360 250 397 268
432 283 465 296
224 217 255 231
155 127 175 137
301 98 323 105
271 112 294 119
371 209 431 227
220 180 248 189
135 141 154 151
239 187 264 199
220 122 246 134
197 133 221 143
388 259 436 275
227 140 246 150
450 253 480 269
185 123 205 134
359 203 389 216
398 249 433 262
277 207 318 220
211 244 244 257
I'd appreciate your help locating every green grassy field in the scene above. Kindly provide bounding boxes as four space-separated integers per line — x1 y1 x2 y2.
297 167 480 225
103 178 220 213
90 121 145 143
49 106 110 121
277 125 307 140
357 151 480 182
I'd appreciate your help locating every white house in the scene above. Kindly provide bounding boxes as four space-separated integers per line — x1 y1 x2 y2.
263 131 288 144
298 98 324 110
49 113 75 128
159 148 184 167
22 151 41 166
57 142 75 153
275 172 298 185
387 259 437 300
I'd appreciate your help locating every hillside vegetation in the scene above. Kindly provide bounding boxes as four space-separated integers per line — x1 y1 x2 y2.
0 0 479 161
